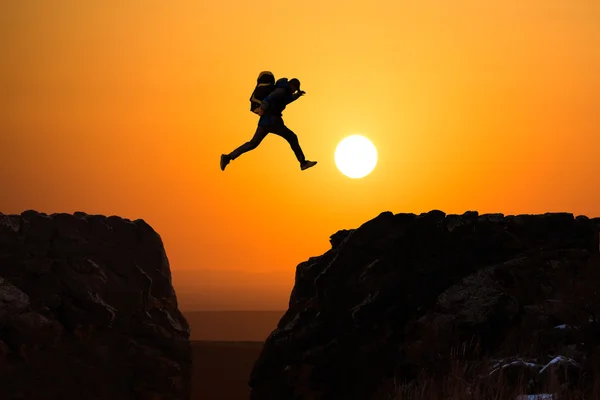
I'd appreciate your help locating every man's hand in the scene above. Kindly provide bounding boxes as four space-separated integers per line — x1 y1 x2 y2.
298 90 306 97
257 106 265 116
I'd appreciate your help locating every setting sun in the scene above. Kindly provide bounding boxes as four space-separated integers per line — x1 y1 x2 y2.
334 135 378 179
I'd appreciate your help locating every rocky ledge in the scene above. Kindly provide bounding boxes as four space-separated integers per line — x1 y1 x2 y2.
0 211 191 400
250 211 600 400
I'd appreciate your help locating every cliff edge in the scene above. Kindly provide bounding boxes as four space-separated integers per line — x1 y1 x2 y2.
0 211 191 400
250 210 600 399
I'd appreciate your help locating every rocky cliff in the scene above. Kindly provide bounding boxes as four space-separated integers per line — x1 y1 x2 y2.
0 211 191 400
250 211 600 400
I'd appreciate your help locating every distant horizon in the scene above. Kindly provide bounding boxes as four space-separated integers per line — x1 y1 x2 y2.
183 310 286 313
184 309 284 341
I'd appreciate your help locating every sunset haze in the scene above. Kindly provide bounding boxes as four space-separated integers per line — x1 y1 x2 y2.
2 0 599 310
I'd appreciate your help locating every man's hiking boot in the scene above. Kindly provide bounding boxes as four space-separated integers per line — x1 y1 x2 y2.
300 160 317 171
220 154 230 171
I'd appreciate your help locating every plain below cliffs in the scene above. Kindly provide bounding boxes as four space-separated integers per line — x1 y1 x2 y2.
0 211 191 400
250 210 600 400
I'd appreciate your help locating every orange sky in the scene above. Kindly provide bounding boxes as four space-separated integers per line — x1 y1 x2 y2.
2 0 599 310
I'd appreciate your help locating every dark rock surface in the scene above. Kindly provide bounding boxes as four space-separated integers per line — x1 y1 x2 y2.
0 211 191 400
249 211 600 400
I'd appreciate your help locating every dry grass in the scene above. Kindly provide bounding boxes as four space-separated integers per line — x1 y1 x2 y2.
393 333 600 400
393 252 600 400
394 363 595 399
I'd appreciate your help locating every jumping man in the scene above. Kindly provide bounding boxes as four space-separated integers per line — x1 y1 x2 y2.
220 77 317 171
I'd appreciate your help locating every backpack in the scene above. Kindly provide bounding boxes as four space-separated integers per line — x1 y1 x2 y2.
249 71 276 114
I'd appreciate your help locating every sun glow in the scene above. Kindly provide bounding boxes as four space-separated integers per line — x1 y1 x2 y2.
334 135 378 179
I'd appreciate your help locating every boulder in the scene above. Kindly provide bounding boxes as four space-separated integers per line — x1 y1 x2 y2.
0 211 191 400
249 211 600 399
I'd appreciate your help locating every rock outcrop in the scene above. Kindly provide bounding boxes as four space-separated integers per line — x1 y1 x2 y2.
250 211 600 400
0 211 191 400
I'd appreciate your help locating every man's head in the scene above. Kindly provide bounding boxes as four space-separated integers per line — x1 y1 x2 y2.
289 78 301 93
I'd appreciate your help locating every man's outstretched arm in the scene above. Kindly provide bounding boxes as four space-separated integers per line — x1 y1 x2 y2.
286 90 305 105
265 90 306 110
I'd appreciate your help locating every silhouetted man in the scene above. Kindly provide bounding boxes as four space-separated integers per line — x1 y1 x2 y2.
220 78 317 171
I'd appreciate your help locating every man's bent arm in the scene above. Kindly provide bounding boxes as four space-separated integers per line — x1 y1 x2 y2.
261 88 287 110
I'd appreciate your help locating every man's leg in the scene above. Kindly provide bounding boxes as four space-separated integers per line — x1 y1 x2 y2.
270 121 306 163
271 120 317 170
228 125 269 160
221 126 269 170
